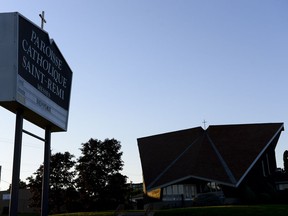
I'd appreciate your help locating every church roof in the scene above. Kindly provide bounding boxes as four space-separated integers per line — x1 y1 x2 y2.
137 123 284 191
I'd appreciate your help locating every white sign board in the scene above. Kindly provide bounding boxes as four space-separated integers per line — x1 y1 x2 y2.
0 12 72 132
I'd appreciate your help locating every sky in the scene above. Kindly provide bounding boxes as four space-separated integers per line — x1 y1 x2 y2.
0 0 287 190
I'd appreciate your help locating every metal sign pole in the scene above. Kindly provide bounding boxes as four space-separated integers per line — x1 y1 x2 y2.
9 110 24 216
41 126 51 216
8 110 52 216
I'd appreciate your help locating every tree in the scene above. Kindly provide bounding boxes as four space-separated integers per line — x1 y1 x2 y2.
100 173 130 210
27 166 43 211
27 152 76 213
284 150 288 173
8 180 28 191
49 152 77 213
76 138 124 210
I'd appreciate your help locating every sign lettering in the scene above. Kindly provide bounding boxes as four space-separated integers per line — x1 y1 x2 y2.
19 17 72 110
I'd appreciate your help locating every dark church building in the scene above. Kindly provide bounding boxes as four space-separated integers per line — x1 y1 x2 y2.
138 123 287 208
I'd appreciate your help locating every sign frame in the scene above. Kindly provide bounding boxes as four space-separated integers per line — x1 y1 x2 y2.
0 12 73 132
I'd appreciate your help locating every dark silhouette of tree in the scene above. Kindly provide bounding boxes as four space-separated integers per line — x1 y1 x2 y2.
26 167 43 212
100 173 130 210
27 152 76 213
8 180 28 190
76 138 124 210
284 150 288 173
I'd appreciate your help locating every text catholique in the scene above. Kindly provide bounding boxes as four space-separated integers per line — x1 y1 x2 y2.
21 30 68 101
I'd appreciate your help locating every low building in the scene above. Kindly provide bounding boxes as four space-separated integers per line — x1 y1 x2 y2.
273 168 288 191
0 189 36 214
137 123 284 208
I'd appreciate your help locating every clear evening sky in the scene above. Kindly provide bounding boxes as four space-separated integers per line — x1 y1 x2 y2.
0 0 287 190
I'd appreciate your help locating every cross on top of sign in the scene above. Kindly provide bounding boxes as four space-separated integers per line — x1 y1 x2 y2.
39 11 46 29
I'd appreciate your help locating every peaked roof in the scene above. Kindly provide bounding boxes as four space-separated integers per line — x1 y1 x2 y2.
137 123 284 191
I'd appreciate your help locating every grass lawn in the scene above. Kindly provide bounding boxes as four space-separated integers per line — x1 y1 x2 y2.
50 212 114 216
49 205 288 216
154 205 288 216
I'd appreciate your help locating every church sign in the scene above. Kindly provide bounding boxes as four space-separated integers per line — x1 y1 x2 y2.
0 12 72 132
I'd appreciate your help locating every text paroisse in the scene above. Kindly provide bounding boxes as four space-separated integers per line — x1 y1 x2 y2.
21 30 67 101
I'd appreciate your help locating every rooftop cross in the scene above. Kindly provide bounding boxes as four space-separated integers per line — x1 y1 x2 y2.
203 120 207 129
39 11 46 29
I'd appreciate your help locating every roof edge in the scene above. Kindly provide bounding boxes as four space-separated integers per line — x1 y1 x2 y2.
146 135 203 189
235 123 284 187
206 133 237 185
137 126 204 141
207 122 284 129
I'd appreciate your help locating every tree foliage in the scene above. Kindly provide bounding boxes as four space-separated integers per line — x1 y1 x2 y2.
27 164 44 211
27 138 129 213
100 173 129 209
76 138 125 210
27 152 76 213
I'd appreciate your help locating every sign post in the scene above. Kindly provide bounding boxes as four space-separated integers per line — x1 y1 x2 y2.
41 127 51 216
0 12 73 216
9 110 23 216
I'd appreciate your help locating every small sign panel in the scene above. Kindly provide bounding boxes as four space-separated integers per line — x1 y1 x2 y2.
0 12 72 132
2 194 11 201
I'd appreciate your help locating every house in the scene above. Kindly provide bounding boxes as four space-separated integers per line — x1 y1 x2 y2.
137 123 285 207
